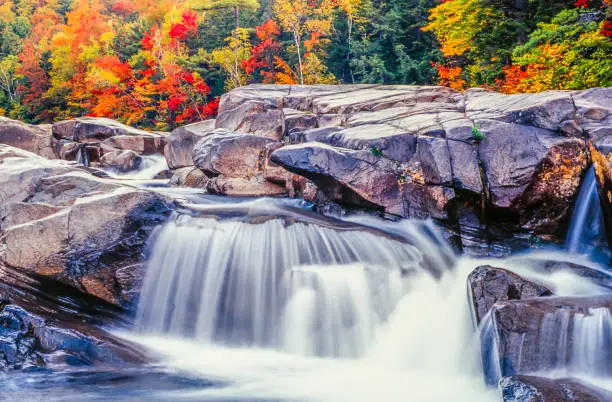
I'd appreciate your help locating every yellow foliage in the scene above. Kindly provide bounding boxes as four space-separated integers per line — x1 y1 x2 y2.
423 0 502 58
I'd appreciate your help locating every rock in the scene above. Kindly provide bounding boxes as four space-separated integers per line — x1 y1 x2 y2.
193 129 278 177
215 100 284 140
207 176 287 197
0 304 141 370
500 375 612 402
284 108 318 134
169 166 210 188
52 117 159 143
101 133 166 155
204 84 612 248
489 296 612 376
0 264 147 371
271 142 454 218
478 120 587 232
100 150 142 172
465 89 575 131
468 265 552 324
164 119 216 169
0 117 57 158
0 145 172 307
288 126 343 144
271 142 401 212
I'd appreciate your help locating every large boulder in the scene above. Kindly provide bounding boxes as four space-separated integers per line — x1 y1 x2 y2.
193 129 277 177
164 119 216 169
0 117 56 158
477 119 587 231
192 129 287 196
468 265 552 325
0 145 172 307
500 375 612 402
271 142 454 218
100 149 142 172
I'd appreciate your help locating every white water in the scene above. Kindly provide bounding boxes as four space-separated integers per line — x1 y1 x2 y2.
132 197 612 401
104 154 168 180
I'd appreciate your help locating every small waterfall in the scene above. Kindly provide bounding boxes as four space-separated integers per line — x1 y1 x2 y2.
566 167 607 255
104 154 168 180
136 205 454 358
75 144 90 167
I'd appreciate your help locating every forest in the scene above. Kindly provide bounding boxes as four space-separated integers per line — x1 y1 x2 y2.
0 0 610 130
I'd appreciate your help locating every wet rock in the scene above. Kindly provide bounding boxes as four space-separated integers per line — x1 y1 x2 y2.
0 264 148 371
478 120 587 232
100 150 142 172
490 296 612 376
164 119 216 169
500 375 612 402
468 265 552 324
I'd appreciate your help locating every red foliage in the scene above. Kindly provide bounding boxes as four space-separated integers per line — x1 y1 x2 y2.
433 62 466 91
601 20 612 37
112 0 137 16
169 23 189 39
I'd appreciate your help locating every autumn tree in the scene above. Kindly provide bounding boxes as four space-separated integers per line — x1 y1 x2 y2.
273 0 336 84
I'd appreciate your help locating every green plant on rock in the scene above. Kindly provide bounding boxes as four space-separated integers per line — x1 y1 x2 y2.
369 145 384 157
472 122 485 141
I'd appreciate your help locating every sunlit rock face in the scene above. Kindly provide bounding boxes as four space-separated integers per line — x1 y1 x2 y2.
201 84 612 251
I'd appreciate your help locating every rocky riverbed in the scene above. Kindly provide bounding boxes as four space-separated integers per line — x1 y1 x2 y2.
0 84 611 401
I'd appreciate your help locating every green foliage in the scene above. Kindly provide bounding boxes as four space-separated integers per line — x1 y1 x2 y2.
369 145 384 157
472 122 484 142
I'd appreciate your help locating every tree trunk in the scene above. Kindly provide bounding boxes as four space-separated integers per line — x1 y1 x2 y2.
347 16 354 84
294 28 304 85
234 6 240 30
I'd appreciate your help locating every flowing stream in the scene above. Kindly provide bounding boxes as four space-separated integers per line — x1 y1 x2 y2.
3 161 612 401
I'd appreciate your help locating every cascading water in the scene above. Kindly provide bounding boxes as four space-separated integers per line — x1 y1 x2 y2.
131 199 612 401
136 205 440 358
132 201 496 401
566 166 608 257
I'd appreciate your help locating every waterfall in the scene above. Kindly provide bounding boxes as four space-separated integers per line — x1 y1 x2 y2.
566 167 607 255
136 203 454 358
104 154 168 180
75 144 90 167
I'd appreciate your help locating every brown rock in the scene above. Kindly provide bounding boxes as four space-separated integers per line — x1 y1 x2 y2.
468 265 552 324
193 129 278 178
164 119 216 169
